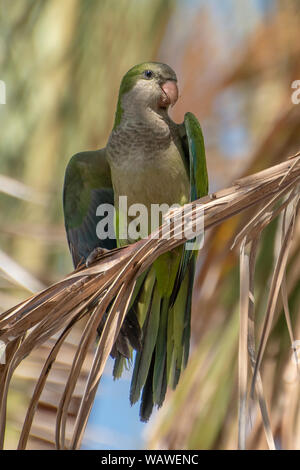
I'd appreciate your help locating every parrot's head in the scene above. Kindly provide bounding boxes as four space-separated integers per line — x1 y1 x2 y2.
114 62 178 128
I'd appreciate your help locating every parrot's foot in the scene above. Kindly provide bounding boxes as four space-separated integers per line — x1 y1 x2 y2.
86 247 109 267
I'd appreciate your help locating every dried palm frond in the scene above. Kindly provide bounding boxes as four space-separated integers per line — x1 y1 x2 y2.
0 154 299 449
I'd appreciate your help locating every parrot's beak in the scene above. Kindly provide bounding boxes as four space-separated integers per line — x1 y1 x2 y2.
159 80 179 108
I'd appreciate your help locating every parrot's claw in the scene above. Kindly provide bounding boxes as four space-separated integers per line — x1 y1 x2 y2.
86 247 109 267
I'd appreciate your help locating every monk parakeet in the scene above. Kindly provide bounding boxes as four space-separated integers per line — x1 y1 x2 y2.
63 62 208 421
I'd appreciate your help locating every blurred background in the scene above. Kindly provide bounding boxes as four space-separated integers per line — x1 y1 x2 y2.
0 0 300 450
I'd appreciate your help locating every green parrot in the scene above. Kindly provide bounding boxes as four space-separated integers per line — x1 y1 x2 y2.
63 62 208 421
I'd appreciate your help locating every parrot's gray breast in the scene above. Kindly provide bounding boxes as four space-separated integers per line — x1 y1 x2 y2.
106 114 189 216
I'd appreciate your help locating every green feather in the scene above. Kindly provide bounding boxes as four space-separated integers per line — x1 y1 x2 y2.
172 268 190 381
170 113 209 307
63 149 116 267
166 297 175 386
112 270 149 380
64 150 113 229
182 256 196 368
136 266 156 328
153 250 181 297
184 112 208 200
113 355 130 380
130 281 161 405
152 296 169 406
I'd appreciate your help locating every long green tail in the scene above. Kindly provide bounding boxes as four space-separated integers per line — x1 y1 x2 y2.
123 249 196 422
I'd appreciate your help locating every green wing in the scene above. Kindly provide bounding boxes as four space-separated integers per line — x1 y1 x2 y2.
170 112 208 302
172 111 208 373
183 112 209 202
174 111 209 369
63 149 116 268
63 149 142 358
153 111 208 417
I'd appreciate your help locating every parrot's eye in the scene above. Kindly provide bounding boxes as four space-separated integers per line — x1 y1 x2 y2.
143 70 154 79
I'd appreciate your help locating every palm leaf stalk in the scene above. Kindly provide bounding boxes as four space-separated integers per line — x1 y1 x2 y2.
0 153 299 449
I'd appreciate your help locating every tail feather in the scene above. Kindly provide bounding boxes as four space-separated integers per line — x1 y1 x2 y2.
130 280 161 405
111 269 149 380
172 268 190 386
152 297 169 406
112 252 196 421
141 260 195 421
182 256 196 368
139 355 155 422
112 355 128 380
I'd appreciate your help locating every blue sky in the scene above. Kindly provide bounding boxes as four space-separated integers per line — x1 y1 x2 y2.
82 356 148 450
